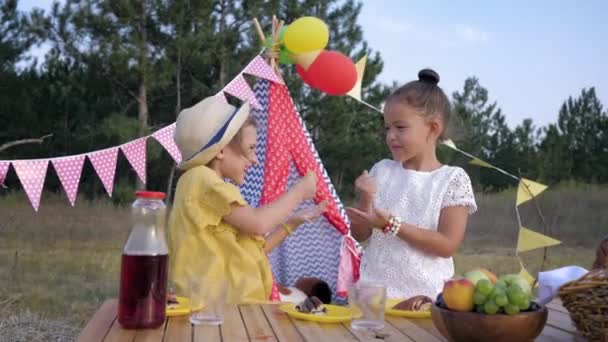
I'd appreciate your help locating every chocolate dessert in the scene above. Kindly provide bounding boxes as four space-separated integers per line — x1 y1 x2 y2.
392 295 433 311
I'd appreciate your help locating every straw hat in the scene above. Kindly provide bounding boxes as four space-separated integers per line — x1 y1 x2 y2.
174 96 251 170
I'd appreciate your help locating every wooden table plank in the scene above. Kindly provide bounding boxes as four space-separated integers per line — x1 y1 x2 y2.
164 315 192 342
77 300 118 342
220 304 250 341
193 324 221 342
537 325 585 342
546 300 570 314
290 319 359 342
345 319 415 342
546 307 578 334
410 319 448 341
133 321 167 342
104 319 137 342
386 317 443 342
239 305 278 341
260 305 305 342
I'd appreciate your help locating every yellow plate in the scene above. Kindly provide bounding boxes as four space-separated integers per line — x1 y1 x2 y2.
385 298 431 318
166 296 205 317
279 304 352 323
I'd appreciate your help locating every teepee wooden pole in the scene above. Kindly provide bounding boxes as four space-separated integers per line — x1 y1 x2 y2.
253 18 266 44
252 16 285 83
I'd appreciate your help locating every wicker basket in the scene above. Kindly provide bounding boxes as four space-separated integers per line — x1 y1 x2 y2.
558 268 608 341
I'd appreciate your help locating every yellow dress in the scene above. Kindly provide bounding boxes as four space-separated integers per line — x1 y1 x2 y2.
168 165 273 304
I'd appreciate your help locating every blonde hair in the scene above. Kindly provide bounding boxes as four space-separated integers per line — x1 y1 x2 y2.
228 115 257 154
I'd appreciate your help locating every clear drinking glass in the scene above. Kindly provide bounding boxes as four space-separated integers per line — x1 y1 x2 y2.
349 282 387 331
189 278 227 326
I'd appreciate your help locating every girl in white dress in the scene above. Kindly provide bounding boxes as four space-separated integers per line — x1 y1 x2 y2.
346 69 477 299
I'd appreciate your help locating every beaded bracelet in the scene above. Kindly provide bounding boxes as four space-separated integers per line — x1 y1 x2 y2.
282 223 293 235
383 215 401 236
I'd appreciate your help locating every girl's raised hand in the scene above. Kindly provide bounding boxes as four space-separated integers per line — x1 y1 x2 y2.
294 171 317 201
345 206 390 230
287 200 328 227
355 170 377 199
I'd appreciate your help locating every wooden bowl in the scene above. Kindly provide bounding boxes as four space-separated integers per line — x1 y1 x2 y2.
430 303 548 342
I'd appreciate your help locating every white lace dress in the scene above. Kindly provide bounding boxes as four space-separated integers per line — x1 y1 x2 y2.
358 159 477 299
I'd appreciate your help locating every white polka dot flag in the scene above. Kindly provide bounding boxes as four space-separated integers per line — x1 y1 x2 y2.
0 160 9 187
120 137 147 185
12 160 49 211
51 156 85 207
87 148 119 197
243 56 284 85
151 123 182 164
223 75 261 110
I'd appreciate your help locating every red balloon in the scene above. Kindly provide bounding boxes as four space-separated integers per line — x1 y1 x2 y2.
306 51 357 96
296 64 320 89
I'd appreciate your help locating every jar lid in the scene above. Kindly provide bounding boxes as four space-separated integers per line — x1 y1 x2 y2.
135 191 166 200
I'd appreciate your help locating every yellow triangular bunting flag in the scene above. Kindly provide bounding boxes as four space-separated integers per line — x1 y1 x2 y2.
442 139 457 149
518 258 536 286
469 158 494 168
347 55 367 101
516 178 548 206
291 50 322 70
517 227 561 253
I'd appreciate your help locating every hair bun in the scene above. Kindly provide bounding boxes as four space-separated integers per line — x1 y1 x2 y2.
418 69 440 85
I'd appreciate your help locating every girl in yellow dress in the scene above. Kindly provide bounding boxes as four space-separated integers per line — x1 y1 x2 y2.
169 96 324 304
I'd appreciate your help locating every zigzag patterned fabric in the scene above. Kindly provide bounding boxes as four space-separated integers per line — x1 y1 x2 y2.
240 79 357 300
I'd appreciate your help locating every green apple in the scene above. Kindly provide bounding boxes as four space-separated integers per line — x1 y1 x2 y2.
464 270 491 286
498 274 532 297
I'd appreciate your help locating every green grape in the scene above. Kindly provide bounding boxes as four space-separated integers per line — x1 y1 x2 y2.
495 279 507 289
508 290 526 306
474 292 487 305
504 304 520 315
491 286 506 299
475 304 485 313
509 284 523 293
476 279 493 296
484 300 499 314
518 298 531 311
495 294 508 307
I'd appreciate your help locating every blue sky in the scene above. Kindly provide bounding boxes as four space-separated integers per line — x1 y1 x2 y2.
18 0 608 128
359 1 608 128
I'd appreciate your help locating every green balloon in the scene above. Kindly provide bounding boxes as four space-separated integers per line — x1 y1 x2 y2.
279 48 294 65
279 25 288 43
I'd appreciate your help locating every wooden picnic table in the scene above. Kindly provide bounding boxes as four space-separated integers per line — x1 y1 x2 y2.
77 299 584 341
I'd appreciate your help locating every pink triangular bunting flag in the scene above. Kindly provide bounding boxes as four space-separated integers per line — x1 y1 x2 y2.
52 156 85 206
223 75 261 110
0 161 10 187
243 56 284 84
12 160 49 211
151 124 182 163
121 138 147 184
88 148 118 197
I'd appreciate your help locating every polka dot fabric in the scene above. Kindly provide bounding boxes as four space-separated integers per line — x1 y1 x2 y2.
12 160 49 212
151 123 182 163
0 161 9 186
243 56 283 85
223 75 262 110
52 156 85 206
87 148 118 197
121 137 147 184
262 82 348 234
